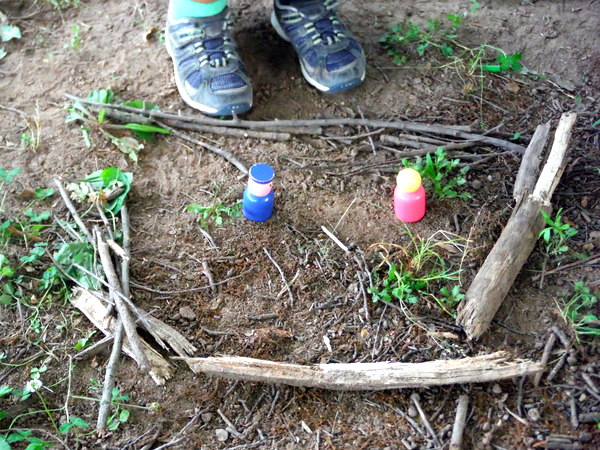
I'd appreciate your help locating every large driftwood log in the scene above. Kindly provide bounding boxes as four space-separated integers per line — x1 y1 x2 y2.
457 112 577 340
181 352 542 390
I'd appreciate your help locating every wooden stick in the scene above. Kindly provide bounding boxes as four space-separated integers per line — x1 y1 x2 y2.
534 332 556 387
513 121 551 203
97 232 150 372
456 113 577 340
96 205 132 430
449 395 469 450
180 351 542 390
64 94 526 153
96 319 124 431
54 179 93 244
411 393 441 447
100 108 293 141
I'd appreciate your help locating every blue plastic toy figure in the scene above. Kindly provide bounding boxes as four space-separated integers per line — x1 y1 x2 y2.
243 164 275 222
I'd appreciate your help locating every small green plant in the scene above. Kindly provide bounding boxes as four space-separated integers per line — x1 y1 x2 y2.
403 147 470 200
367 230 463 316
66 89 169 160
106 387 131 431
64 24 81 51
436 285 465 317
559 281 599 343
380 0 525 77
539 208 577 257
187 201 242 228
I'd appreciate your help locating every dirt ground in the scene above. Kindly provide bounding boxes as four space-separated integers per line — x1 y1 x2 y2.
1 0 599 448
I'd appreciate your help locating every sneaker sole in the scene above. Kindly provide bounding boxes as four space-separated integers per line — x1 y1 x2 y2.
165 32 252 116
270 11 365 93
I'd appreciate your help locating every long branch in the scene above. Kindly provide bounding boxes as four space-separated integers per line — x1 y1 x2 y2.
64 94 526 153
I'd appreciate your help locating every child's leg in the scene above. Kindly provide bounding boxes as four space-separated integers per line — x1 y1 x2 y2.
165 0 253 116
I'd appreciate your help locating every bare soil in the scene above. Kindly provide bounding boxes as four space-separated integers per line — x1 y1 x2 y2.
1 0 599 449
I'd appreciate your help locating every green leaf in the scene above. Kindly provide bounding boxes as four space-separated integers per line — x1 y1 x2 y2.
121 123 170 141
122 100 160 111
54 242 101 289
0 168 21 183
83 168 133 214
87 89 114 104
0 385 13 397
119 409 130 422
0 438 10 450
23 209 51 223
69 416 90 429
1 25 21 42
509 132 521 141
34 187 54 200
59 423 73 434
592 119 600 127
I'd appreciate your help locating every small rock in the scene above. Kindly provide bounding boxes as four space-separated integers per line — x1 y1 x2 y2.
567 355 578 365
471 179 483 190
492 384 502 394
201 412 212 424
579 432 592 443
527 408 541 422
523 437 535 446
408 406 418 417
215 429 229 442
179 306 196 321
482 422 491 431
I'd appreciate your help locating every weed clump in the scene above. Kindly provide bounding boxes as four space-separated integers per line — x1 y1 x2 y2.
367 230 464 317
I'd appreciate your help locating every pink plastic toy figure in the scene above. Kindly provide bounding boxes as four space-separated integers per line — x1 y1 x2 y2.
394 168 426 222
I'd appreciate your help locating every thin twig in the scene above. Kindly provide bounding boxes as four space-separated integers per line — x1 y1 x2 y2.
129 267 251 295
54 179 93 243
411 394 441 447
155 121 248 174
263 248 294 307
96 319 124 431
153 412 204 450
217 408 244 439
73 335 113 360
534 332 556 387
449 394 469 450
321 225 350 253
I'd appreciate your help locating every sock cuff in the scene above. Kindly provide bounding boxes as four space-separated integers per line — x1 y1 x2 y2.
169 0 227 21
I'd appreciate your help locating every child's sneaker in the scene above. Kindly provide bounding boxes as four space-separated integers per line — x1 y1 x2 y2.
166 7 252 116
271 0 365 93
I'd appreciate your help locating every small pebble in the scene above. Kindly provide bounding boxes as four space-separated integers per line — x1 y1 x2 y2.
482 422 491 431
492 384 502 394
471 179 483 190
408 406 418 417
527 408 541 422
201 412 212 424
215 429 229 442
179 306 196 321
522 437 535 446
567 355 578 365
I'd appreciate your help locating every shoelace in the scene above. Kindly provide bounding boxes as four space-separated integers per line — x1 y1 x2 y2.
282 0 346 46
178 14 236 68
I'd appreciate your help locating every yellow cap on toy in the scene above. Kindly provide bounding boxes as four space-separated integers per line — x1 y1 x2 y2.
396 168 422 193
